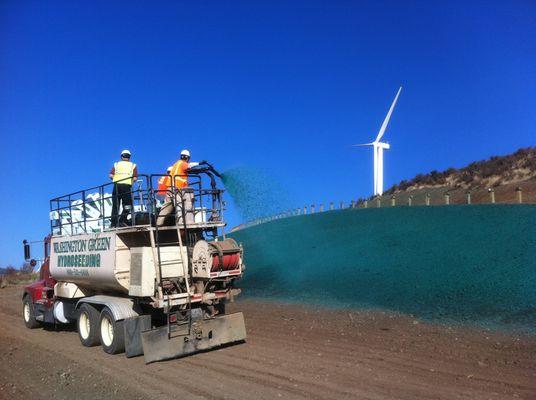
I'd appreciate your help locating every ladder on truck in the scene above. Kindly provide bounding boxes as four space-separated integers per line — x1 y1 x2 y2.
150 186 194 339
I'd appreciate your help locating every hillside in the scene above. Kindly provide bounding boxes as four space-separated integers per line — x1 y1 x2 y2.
231 205 536 330
379 147 536 205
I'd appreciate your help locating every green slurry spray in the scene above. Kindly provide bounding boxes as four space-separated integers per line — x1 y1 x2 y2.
230 204 536 333
221 167 291 222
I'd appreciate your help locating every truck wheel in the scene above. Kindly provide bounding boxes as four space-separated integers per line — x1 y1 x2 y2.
99 307 125 355
78 303 101 347
22 296 41 329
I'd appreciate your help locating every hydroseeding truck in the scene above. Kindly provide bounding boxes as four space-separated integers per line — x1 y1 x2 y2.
22 164 246 363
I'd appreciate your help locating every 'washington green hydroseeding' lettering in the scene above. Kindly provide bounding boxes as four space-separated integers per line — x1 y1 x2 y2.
53 237 111 268
58 254 101 267
53 237 111 253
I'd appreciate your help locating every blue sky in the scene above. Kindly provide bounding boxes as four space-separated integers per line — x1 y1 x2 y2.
0 1 534 266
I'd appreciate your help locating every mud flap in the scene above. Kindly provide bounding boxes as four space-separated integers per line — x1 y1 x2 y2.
141 312 246 364
124 315 152 358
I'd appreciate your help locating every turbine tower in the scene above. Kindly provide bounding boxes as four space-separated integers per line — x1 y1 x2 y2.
352 87 402 196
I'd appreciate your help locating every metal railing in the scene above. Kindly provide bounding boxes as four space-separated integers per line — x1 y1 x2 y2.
233 185 533 232
49 173 225 237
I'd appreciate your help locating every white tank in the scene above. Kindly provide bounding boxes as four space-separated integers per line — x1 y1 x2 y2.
50 231 187 296
50 232 128 293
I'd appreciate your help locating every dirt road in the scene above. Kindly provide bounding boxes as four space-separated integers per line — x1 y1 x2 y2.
1 285 535 400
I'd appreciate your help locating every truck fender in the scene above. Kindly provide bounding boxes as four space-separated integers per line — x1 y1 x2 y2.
75 295 140 321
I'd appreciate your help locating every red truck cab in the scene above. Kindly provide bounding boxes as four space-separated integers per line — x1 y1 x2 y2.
22 236 57 328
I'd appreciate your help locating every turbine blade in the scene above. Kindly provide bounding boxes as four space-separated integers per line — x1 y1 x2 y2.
350 143 374 147
375 86 402 143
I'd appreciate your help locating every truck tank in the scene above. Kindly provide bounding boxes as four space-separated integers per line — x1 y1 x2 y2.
49 231 186 294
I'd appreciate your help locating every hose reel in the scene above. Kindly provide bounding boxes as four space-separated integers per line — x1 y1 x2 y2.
191 238 242 279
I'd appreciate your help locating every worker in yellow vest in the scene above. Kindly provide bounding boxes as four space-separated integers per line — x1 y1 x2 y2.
157 149 200 226
109 149 138 228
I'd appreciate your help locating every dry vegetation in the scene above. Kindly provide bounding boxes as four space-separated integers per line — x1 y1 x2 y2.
0 267 37 288
352 147 536 206
385 147 536 195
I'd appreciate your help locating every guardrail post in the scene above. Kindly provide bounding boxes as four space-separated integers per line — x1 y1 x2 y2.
376 197 381 208
425 193 431 206
444 192 450 205
329 202 334 211
488 188 495 204
391 195 396 207
466 190 471 205
319 204 324 212
408 195 413 206
516 187 523 203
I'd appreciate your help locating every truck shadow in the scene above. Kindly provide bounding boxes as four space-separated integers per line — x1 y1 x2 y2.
42 323 77 333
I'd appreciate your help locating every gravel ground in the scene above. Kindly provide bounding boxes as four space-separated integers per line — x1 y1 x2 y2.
1 285 535 400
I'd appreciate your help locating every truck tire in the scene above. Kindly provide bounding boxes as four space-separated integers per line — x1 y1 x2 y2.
78 303 101 347
99 307 125 355
22 295 41 329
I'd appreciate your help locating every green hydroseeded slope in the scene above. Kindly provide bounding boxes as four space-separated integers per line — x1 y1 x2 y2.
230 205 536 331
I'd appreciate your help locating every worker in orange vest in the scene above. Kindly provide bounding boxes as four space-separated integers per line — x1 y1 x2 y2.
169 149 200 188
156 166 172 199
157 149 201 226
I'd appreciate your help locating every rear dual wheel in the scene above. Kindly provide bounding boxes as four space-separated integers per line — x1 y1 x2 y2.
99 307 125 354
78 303 101 347
77 305 125 354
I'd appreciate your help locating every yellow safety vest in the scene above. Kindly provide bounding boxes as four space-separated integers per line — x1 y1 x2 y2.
113 161 136 185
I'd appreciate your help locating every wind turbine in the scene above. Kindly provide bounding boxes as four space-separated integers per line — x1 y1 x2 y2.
352 87 402 196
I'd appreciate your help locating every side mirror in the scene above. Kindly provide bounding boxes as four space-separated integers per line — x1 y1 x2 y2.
23 240 31 261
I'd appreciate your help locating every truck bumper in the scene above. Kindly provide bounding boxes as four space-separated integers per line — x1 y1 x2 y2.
130 312 246 363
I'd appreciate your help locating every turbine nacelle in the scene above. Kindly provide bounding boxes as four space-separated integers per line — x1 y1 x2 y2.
375 142 390 150
351 142 390 150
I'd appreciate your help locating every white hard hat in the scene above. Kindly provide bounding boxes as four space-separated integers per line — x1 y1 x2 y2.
166 166 172 172
180 149 190 157
121 149 131 156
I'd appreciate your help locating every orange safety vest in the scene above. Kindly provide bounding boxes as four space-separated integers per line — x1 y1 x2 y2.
170 160 189 189
157 175 171 196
